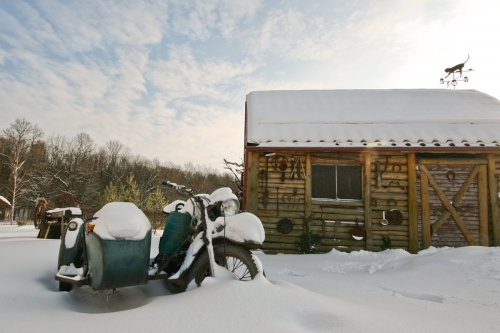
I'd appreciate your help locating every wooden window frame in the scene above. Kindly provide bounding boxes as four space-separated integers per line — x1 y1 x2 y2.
311 163 363 201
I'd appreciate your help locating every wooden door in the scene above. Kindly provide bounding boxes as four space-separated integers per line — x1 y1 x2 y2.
418 158 489 248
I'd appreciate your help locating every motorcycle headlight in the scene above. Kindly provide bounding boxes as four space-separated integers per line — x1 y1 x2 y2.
221 199 239 217
68 221 78 231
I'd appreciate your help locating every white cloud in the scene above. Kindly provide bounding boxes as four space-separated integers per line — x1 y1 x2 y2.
35 0 168 50
147 44 259 101
247 7 340 61
2 0 500 172
169 0 261 40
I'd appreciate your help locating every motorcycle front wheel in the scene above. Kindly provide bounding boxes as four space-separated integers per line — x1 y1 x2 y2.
166 243 258 293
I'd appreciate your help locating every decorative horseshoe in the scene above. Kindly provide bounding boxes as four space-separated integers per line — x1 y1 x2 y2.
370 198 378 207
389 180 406 190
389 180 400 187
388 199 397 207
392 164 401 172
446 171 456 181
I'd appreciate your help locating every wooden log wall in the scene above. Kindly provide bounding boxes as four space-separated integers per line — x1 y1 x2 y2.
247 151 411 254
255 152 308 254
491 154 500 246
309 152 410 253
368 153 410 252
246 150 500 254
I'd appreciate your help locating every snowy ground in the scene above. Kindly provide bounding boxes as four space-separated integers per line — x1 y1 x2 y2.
1 225 499 333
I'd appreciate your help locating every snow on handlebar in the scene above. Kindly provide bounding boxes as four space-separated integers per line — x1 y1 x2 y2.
162 181 193 195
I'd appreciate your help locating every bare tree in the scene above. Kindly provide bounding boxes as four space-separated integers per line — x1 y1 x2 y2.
223 158 244 193
0 118 43 222
28 133 101 208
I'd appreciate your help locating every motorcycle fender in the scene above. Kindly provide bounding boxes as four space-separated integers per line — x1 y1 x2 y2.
213 212 265 246
58 218 85 269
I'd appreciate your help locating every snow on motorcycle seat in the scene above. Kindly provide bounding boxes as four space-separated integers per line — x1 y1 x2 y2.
86 202 152 290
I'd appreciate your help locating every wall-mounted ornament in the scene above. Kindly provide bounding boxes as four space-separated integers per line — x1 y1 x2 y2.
277 218 294 234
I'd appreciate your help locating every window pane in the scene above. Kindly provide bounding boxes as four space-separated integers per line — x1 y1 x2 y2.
312 165 336 199
337 165 362 200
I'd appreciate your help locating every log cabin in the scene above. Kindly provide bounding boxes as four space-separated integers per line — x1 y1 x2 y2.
241 89 500 254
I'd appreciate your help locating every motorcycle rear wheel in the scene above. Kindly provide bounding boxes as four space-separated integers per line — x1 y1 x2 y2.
165 243 258 293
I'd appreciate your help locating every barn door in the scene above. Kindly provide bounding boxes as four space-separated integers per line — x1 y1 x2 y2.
418 158 489 249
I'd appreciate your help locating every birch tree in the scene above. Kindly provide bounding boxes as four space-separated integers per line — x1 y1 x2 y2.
0 118 43 222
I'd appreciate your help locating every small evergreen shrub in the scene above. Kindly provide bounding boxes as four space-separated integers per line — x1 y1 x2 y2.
295 231 321 254
295 214 321 254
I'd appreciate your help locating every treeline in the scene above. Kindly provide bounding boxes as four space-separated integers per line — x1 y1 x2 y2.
0 118 239 221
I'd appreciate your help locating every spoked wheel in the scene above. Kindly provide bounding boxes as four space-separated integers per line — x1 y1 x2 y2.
166 243 258 293
193 243 258 285
215 250 254 280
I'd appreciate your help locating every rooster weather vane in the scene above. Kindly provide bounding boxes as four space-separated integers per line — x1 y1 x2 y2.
440 54 474 89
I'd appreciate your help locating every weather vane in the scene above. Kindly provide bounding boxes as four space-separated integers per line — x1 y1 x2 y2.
440 54 474 89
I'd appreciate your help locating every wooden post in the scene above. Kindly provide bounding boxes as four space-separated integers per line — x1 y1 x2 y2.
478 165 489 246
245 151 260 215
305 153 312 230
487 154 500 246
420 171 431 249
407 153 419 254
363 152 373 251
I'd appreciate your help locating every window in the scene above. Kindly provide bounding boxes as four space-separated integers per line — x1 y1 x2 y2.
312 164 362 200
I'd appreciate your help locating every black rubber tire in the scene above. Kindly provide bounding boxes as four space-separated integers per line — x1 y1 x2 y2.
165 280 188 294
166 243 258 293
59 282 73 292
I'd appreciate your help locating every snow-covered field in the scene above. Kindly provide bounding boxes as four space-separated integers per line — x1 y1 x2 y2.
1 225 499 333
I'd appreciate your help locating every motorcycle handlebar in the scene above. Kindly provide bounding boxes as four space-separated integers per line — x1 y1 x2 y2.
161 180 175 188
162 181 194 196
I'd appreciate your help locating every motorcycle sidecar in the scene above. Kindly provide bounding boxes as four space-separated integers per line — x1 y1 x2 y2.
56 203 153 291
85 229 152 291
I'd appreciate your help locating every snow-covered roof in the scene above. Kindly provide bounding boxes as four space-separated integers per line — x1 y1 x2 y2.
0 196 11 206
245 89 500 148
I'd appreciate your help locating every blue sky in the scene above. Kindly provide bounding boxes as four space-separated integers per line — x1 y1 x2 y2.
1 0 499 170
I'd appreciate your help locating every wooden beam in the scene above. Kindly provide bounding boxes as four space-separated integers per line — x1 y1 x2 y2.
487 154 500 246
245 151 260 215
420 170 431 249
363 152 373 251
478 165 489 246
430 165 479 235
407 153 419 254
304 152 312 232
418 158 487 165
419 164 476 245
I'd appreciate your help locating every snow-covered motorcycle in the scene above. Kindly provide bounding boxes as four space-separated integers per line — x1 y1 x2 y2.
55 181 265 292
